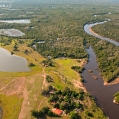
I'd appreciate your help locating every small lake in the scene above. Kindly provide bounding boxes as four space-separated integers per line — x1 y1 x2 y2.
82 46 119 119
0 47 30 72
0 29 25 37
0 19 31 24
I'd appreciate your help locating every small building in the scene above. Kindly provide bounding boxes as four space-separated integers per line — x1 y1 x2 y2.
52 108 63 115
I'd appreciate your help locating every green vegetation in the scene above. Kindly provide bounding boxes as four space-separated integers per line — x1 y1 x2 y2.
29 62 36 67
113 92 119 104
70 111 80 119
49 87 84 111
92 21 119 42
42 59 54 67
35 38 87 59
31 107 59 118
0 94 22 119
46 75 53 82
0 1 118 119
85 36 119 82
71 66 85 73
33 86 106 119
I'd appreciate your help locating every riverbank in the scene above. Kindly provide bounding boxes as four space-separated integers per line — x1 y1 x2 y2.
89 28 119 86
113 99 119 105
84 21 119 85
104 78 119 86
82 43 119 119
90 28 99 36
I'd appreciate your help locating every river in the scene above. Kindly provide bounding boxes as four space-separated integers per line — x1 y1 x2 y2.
83 22 119 119
84 21 119 46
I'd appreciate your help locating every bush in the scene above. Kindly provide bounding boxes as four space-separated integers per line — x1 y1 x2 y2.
46 75 53 82
29 62 35 67
80 78 84 83
70 111 79 119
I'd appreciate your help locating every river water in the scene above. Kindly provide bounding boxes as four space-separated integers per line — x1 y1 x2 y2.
83 22 119 119
84 21 119 46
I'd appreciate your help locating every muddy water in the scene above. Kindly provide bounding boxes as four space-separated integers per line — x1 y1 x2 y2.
82 46 119 119
0 47 30 72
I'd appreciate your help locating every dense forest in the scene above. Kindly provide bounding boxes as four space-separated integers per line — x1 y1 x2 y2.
92 21 119 42
0 0 119 82
1 1 119 119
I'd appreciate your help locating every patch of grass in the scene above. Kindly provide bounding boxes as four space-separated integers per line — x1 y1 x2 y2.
0 94 23 119
24 75 45 119
54 58 82 81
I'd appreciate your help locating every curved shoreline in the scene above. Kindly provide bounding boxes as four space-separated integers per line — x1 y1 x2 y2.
84 21 119 46
84 21 119 85
89 28 119 86
113 99 119 105
0 47 30 72
89 28 99 36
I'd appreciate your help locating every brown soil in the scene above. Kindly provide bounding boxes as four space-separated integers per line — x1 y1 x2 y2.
90 28 100 36
73 79 86 92
1 77 26 96
18 87 29 119
104 78 119 86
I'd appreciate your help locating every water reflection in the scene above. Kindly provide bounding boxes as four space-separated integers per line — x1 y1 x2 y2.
82 46 119 119
84 21 119 46
0 47 30 72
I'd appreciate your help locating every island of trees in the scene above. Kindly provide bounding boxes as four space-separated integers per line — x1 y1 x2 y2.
113 92 119 104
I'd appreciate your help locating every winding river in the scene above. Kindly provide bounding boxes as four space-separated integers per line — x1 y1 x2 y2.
84 21 119 46
83 22 119 119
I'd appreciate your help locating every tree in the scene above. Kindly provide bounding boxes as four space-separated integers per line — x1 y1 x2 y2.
11 51 14 55
31 110 44 118
29 62 35 67
41 107 49 114
46 75 53 82
13 45 18 51
70 111 79 119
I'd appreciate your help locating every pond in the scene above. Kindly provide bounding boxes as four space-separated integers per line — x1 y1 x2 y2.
0 19 30 24
0 47 30 72
0 29 25 37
